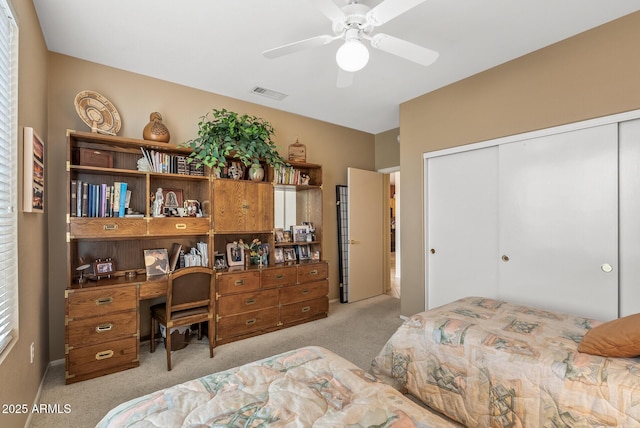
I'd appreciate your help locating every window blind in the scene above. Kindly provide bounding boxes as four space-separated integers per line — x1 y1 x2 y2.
0 0 18 360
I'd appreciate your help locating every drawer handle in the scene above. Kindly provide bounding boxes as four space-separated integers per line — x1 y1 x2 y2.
309 270 318 275
275 274 285 280
95 297 113 306
175 223 187 230
301 306 311 313
95 323 114 333
245 318 256 325
301 289 310 295
245 298 256 306
95 350 114 360
103 224 118 231
234 279 246 286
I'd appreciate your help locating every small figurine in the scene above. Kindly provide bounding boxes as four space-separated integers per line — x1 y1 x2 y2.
153 187 164 217
143 112 170 143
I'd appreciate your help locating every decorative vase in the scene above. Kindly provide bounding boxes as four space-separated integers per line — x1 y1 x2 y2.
251 255 261 265
228 164 243 180
248 164 265 181
244 253 251 268
143 112 170 143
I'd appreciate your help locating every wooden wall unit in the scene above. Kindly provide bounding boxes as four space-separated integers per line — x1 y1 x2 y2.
65 131 328 382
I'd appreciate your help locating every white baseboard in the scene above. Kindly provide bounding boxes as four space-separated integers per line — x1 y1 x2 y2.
25 359 59 428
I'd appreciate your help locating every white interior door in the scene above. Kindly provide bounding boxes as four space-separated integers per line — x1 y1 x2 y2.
498 124 619 320
348 167 384 302
426 147 499 309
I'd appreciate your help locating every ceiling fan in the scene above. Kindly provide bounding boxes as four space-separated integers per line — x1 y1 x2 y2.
262 0 439 87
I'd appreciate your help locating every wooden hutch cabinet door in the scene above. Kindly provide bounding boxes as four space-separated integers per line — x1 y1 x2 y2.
213 180 273 232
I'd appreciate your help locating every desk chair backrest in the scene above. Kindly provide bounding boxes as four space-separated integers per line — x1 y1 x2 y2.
166 267 214 321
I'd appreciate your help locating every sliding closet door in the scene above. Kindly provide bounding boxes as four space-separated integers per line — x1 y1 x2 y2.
426 147 499 309
498 124 618 320
619 118 640 317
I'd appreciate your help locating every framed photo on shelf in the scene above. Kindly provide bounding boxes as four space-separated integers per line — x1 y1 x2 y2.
273 247 284 264
291 225 310 242
283 247 296 262
311 249 321 261
283 230 292 243
214 252 228 269
144 248 170 277
297 244 311 261
226 242 244 267
259 243 270 266
23 127 45 213
185 199 201 217
162 188 183 216
275 228 285 243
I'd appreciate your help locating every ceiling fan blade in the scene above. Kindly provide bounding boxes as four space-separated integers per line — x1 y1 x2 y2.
336 67 354 88
308 0 346 23
370 33 439 67
366 0 427 26
263 35 336 59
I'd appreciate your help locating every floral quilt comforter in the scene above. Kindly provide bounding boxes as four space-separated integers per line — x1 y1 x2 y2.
97 346 461 427
371 296 640 427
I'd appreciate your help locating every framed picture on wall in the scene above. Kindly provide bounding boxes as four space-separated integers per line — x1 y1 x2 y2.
23 127 45 213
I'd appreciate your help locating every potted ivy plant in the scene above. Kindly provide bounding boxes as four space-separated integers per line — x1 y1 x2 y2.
182 108 286 179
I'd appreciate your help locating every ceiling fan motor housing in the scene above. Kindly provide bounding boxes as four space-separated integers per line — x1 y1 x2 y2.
333 3 373 36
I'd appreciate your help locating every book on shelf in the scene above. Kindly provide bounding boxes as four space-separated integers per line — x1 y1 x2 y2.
81 182 88 217
118 182 128 217
70 180 78 216
168 243 182 273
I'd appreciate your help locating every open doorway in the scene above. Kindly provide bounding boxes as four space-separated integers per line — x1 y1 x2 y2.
389 171 400 298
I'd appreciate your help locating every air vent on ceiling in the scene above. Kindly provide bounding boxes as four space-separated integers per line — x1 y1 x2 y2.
251 86 288 101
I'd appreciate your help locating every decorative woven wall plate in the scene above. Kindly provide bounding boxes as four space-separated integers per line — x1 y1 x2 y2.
74 90 122 135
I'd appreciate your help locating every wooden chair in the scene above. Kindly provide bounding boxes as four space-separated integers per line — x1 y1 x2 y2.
150 266 214 370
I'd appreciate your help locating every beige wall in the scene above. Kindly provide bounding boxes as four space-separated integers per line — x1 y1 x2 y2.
374 128 400 170
399 11 640 316
47 53 375 360
0 1 49 427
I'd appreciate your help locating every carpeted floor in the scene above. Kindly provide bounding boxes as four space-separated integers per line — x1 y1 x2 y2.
29 294 404 427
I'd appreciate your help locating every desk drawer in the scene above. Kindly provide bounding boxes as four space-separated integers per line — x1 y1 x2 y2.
261 266 296 288
67 311 137 348
297 263 328 284
70 218 146 239
281 297 328 325
67 286 137 319
280 280 328 305
216 271 260 294
217 308 279 340
139 279 167 300
217 288 279 317
67 337 137 378
147 217 210 236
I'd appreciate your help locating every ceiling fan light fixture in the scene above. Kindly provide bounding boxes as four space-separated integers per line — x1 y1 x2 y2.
336 39 369 72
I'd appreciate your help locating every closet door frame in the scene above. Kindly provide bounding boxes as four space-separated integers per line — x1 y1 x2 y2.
423 108 640 315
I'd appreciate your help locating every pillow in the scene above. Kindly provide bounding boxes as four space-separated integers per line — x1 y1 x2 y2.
578 313 640 358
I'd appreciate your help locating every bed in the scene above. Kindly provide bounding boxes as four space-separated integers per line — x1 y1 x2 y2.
371 296 640 427
96 345 462 427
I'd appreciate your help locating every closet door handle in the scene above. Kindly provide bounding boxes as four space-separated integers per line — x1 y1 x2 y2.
501 255 510 262
601 263 613 273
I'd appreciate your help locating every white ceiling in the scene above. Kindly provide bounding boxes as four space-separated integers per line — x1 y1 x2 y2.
33 0 639 134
